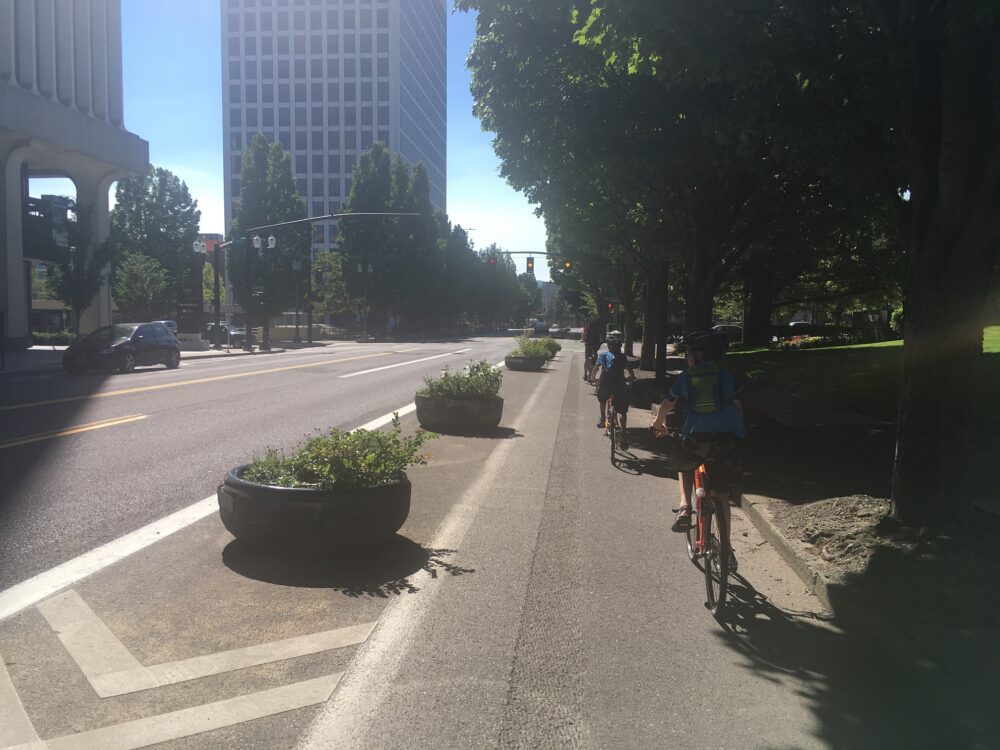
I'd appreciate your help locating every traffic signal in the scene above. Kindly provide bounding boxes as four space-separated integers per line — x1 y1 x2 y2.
487 256 497 266
526 256 534 273
607 302 614 311
563 259 572 272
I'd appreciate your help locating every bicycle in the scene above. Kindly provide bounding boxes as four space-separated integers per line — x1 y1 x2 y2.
657 428 734 615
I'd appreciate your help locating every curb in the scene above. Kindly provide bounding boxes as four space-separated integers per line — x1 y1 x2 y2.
738 492 998 738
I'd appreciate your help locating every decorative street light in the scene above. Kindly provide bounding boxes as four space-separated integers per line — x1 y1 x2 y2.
357 262 374 340
193 239 222 348
291 258 302 343
250 234 277 350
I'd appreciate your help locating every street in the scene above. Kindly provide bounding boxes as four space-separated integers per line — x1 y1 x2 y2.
1 344 991 749
0 339 511 590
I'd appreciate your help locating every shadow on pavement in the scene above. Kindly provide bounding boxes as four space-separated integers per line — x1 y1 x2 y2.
222 535 475 597
422 426 523 440
715 570 996 749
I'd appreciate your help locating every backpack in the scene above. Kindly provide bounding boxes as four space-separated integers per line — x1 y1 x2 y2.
688 362 723 414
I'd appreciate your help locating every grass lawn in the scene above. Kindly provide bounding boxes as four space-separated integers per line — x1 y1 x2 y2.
726 326 1000 421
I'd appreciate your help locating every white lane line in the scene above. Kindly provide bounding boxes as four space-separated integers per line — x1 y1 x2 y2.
0 651 42 749
0 398 428 624
0 497 218 623
36 589 374 698
37 591 158 696
41 672 342 750
338 349 472 379
298 364 550 748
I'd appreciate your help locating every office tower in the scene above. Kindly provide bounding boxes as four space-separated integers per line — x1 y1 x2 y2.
221 0 447 250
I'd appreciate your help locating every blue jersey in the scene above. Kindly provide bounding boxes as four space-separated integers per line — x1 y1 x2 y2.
669 363 745 439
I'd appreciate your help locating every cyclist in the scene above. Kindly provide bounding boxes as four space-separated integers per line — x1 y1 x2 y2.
583 318 603 380
589 330 637 448
651 330 745 560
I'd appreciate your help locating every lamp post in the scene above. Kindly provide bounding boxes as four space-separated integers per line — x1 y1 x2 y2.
193 239 222 348
357 262 373 340
251 234 276 350
291 258 302 343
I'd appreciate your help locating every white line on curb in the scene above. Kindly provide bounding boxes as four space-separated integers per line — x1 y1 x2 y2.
338 349 471 379
0 402 419 624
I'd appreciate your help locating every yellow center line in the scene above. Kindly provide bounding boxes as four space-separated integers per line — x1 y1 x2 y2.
0 351 393 413
0 415 149 450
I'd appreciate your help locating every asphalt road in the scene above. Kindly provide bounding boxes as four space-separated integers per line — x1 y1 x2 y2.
0 338 512 590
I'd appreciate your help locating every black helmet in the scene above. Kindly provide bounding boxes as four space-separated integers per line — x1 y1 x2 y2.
681 329 727 358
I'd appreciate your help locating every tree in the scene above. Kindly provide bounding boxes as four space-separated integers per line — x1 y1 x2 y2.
48 205 117 339
114 253 169 322
311 250 349 318
108 167 201 320
202 262 225 306
229 135 310 344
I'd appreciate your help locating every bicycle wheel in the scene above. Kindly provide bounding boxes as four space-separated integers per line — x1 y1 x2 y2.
608 410 617 460
685 508 701 569
703 501 730 615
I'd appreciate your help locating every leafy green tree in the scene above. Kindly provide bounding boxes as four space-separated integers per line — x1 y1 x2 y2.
48 206 117 340
229 135 310 344
311 250 349 318
202 262 225 305
108 167 201 320
31 268 51 300
114 253 169 322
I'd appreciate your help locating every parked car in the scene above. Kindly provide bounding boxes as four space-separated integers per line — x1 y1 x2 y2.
63 322 181 374
153 320 178 337
206 323 246 347
712 324 743 343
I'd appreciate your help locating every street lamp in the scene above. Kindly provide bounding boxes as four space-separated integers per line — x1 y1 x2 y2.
291 258 302 343
193 239 222 348
357 262 374 340
250 234 277 350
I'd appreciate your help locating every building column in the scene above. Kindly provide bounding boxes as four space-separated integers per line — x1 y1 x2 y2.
2 143 31 350
73 167 117 333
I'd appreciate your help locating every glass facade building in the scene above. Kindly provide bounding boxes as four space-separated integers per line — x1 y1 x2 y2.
221 0 446 249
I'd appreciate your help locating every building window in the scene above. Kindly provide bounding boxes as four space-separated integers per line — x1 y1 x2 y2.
361 34 372 53
345 83 356 101
377 82 389 101
344 35 355 54
361 106 372 125
377 57 388 77
230 132 242 150
294 35 306 54
376 8 388 28
327 35 339 54
295 82 306 101
361 9 372 28
231 155 242 173
329 178 340 195
378 105 389 125
327 107 339 125
297 178 307 195
327 59 339 77
296 155 307 173
261 13 272 31
261 60 272 78
245 85 258 103
294 59 306 77
229 84 241 103
344 9 355 29
244 12 256 31
295 106 306 125
345 108 356 126
360 58 372 78
294 10 305 30
228 36 239 57
377 32 389 52
246 108 258 126
311 82 323 100
263 109 274 126
261 36 273 54
312 178 324 196
228 12 239 31
244 37 256 55
345 131 356 149
310 10 322 28
361 82 373 102
344 59 356 78
229 61 241 80
278 60 289 78
279 108 290 126
279 131 291 149
311 35 323 53
377 129 389 144
312 130 323 149
231 178 241 197
277 12 288 31
295 130 307 150
263 84 273 102
312 107 323 125
312 155 324 171
278 36 289 54
360 130 372 149
311 59 323 77
313 200 324 217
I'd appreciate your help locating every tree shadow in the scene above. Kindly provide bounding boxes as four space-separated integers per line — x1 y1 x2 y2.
422 426 523 440
221 534 475 597
714 570 998 748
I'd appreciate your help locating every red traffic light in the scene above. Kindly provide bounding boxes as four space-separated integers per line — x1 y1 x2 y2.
607 302 613 310
487 256 497 266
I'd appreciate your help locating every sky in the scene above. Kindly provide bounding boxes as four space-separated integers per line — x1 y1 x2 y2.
32 1 549 280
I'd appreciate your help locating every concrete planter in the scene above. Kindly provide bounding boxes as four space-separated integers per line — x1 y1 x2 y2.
504 355 545 371
414 394 503 433
218 466 410 552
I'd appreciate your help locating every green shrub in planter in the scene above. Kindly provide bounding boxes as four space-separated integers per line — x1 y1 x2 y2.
510 333 551 360
539 337 561 359
32 331 72 345
416 360 501 400
243 415 434 491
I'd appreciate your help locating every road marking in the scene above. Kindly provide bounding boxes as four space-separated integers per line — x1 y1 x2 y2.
299 362 551 748
0 351 392 413
0 398 428 623
36 589 374 698
0 415 148 450
37 673 342 750
0 651 42 749
338 348 472 379
0 497 218 623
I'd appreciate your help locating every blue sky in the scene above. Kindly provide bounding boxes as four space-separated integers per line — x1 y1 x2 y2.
34 1 548 280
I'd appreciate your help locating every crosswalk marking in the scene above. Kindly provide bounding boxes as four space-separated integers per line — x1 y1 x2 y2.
0 652 42 749
37 589 373 698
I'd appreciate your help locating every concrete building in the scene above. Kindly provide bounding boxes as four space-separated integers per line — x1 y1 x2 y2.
221 0 446 251
1 0 149 350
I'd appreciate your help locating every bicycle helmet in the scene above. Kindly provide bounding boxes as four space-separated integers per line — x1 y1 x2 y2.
606 330 624 348
681 329 727 358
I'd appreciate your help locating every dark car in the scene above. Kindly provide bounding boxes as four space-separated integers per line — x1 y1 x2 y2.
62 323 181 374
206 323 246 347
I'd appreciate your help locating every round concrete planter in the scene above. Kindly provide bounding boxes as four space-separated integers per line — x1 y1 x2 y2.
218 466 411 552
414 394 503 432
504 355 545 371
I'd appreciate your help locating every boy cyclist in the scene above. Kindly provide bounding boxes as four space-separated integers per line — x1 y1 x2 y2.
589 330 637 448
651 330 745 562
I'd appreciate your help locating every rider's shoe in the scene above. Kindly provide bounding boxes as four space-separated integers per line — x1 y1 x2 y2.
597 420 606 428
671 507 692 533
727 550 738 572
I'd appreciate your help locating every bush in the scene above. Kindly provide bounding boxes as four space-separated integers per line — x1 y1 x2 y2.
416 360 502 400
510 333 550 359
539 337 562 359
32 331 72 345
242 415 434 491
890 305 904 335
776 335 834 350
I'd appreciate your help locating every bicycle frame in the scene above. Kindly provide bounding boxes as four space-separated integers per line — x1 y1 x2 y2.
692 463 709 554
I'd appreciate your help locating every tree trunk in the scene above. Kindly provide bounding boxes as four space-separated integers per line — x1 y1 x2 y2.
891 235 991 525
640 275 656 370
744 275 773 346
683 248 720 331
654 262 669 383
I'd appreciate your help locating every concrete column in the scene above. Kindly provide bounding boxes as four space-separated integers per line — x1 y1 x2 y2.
73 168 117 333
2 145 31 349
